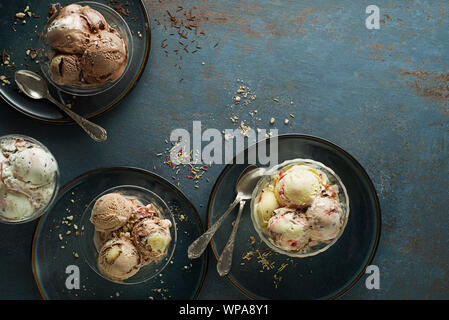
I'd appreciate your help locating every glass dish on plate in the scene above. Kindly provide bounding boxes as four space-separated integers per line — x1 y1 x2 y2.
250 158 350 257
0 134 59 224
37 1 133 96
79 185 177 285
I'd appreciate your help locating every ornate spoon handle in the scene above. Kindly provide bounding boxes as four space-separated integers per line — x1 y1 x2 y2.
46 94 108 142
216 200 246 276
188 197 241 259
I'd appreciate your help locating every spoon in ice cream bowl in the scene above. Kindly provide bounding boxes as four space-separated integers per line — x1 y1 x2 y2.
188 165 266 262
14 70 108 142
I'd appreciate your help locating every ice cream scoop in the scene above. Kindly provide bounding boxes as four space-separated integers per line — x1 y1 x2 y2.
255 188 279 228
98 237 140 281
45 4 128 87
307 197 343 241
47 4 107 54
90 193 135 232
80 30 127 84
8 147 57 186
0 136 58 222
267 208 311 251
275 165 322 208
0 186 35 220
132 216 172 264
49 54 82 84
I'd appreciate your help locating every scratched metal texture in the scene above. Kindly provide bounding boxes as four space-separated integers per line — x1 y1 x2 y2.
0 0 448 299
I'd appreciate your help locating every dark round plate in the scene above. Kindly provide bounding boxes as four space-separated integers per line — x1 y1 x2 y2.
0 0 150 123
32 167 207 299
208 134 381 300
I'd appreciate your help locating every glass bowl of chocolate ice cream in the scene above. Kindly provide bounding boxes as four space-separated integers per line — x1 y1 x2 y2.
79 185 177 285
38 2 133 96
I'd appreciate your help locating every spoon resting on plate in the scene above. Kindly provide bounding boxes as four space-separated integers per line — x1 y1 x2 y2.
188 165 266 272
14 70 107 142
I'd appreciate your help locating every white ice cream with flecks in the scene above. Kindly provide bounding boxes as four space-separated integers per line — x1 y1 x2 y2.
0 137 57 221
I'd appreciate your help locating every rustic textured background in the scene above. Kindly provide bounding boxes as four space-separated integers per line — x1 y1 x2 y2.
0 0 448 299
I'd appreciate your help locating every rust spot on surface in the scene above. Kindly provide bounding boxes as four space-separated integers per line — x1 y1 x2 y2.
200 63 224 80
397 69 449 115
145 0 325 39
370 43 384 61
369 43 396 61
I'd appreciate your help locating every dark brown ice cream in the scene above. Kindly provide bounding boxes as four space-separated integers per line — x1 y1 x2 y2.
49 54 82 84
46 4 128 86
80 30 127 84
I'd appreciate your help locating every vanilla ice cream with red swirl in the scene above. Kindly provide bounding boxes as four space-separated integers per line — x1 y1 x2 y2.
0 136 58 221
267 208 311 251
274 164 323 208
307 197 343 241
252 160 348 256
254 187 279 228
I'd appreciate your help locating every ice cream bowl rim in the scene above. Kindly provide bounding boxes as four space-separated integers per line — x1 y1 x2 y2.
0 134 60 225
250 158 350 258
79 184 178 285
37 1 134 96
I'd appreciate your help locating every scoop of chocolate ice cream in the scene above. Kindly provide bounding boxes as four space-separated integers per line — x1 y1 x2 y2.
80 30 127 84
98 237 141 281
80 6 108 32
49 54 82 84
46 4 108 54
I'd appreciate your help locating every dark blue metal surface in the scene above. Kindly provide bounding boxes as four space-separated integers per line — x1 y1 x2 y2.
0 0 448 299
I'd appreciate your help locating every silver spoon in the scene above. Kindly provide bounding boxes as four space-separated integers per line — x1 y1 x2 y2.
14 70 107 142
216 199 246 276
188 165 265 260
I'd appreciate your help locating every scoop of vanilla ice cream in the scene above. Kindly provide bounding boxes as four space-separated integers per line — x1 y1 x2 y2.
0 138 58 221
0 186 35 219
255 188 279 228
275 165 321 207
267 208 311 251
9 147 57 186
307 197 343 241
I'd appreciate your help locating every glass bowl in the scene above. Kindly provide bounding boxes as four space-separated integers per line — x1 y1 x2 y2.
79 185 177 285
250 158 350 257
0 134 60 224
37 1 133 96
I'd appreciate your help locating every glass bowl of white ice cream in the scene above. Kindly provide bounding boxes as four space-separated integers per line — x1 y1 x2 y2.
0 135 59 224
250 159 349 257
37 1 133 96
79 185 177 285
